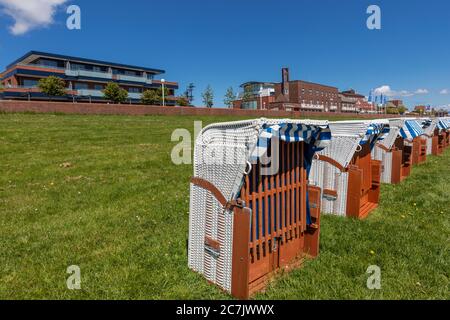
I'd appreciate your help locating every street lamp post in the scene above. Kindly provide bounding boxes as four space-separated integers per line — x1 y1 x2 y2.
161 79 166 107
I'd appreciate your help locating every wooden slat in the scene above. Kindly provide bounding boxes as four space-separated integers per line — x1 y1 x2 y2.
281 142 285 237
264 175 269 244
257 163 263 247
251 164 257 252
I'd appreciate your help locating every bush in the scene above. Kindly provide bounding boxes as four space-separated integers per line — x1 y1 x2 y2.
38 76 66 99
103 82 128 104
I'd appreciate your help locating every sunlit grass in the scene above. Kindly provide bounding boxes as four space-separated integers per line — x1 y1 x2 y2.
0 113 448 299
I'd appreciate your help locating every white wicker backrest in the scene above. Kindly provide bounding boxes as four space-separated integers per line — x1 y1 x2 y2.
426 120 437 136
379 119 404 149
317 120 386 168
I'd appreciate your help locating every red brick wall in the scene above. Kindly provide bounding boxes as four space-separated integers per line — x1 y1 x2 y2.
0 100 404 119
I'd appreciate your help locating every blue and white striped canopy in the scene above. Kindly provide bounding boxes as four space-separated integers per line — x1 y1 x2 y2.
437 119 449 131
251 122 331 159
399 120 424 140
361 123 390 145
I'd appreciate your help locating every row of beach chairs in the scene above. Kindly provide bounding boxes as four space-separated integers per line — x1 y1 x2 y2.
187 116 450 299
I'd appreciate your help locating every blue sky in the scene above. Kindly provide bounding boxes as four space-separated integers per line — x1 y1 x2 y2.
1 0 449 109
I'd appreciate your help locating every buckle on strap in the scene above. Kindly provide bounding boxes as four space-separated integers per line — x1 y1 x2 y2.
225 199 245 211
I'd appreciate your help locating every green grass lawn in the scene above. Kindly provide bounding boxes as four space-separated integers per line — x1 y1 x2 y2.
0 113 448 300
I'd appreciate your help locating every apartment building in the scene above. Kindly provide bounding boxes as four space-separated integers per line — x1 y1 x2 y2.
0 51 178 104
232 81 276 110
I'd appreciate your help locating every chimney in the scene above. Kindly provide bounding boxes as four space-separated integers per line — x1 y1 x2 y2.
281 68 290 98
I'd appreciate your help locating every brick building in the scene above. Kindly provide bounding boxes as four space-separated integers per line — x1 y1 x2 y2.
355 96 376 113
235 68 340 112
337 89 376 113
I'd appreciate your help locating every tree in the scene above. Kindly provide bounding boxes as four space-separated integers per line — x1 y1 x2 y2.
398 105 407 115
223 87 236 108
141 87 169 105
38 76 66 100
183 83 195 105
202 85 214 108
177 97 190 106
386 107 399 114
141 89 160 105
103 82 128 104
241 88 254 102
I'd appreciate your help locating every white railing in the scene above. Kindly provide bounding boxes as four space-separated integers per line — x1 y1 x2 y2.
77 89 104 97
128 92 142 99
301 104 325 110
66 69 113 79
116 74 152 84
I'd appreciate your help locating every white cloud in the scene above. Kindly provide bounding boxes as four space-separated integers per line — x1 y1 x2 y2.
373 85 396 97
373 85 413 97
398 90 414 97
0 0 67 35
373 85 431 98
415 88 429 94
440 89 449 95
436 104 450 111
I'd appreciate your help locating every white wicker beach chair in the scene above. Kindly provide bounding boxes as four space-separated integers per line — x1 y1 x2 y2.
372 119 405 183
309 119 389 218
188 118 331 299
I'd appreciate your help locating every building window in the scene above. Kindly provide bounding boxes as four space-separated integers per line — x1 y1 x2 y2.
242 100 257 110
74 83 88 90
128 87 141 93
94 84 104 91
23 79 39 88
35 59 60 68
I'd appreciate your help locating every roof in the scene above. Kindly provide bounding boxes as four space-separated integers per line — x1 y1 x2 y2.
290 79 338 90
340 89 365 98
239 81 275 88
6 51 165 74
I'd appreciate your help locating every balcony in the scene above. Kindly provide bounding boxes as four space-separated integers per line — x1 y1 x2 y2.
66 69 113 80
17 63 66 71
77 89 104 97
116 74 152 84
128 92 142 100
301 104 325 110
2 85 77 95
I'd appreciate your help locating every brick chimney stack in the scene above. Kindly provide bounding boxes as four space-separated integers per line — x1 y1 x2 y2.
281 68 290 99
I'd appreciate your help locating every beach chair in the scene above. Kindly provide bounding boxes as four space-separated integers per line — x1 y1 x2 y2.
309 120 389 219
372 119 406 184
188 118 331 299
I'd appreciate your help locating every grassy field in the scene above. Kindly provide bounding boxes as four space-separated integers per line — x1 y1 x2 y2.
0 113 448 300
